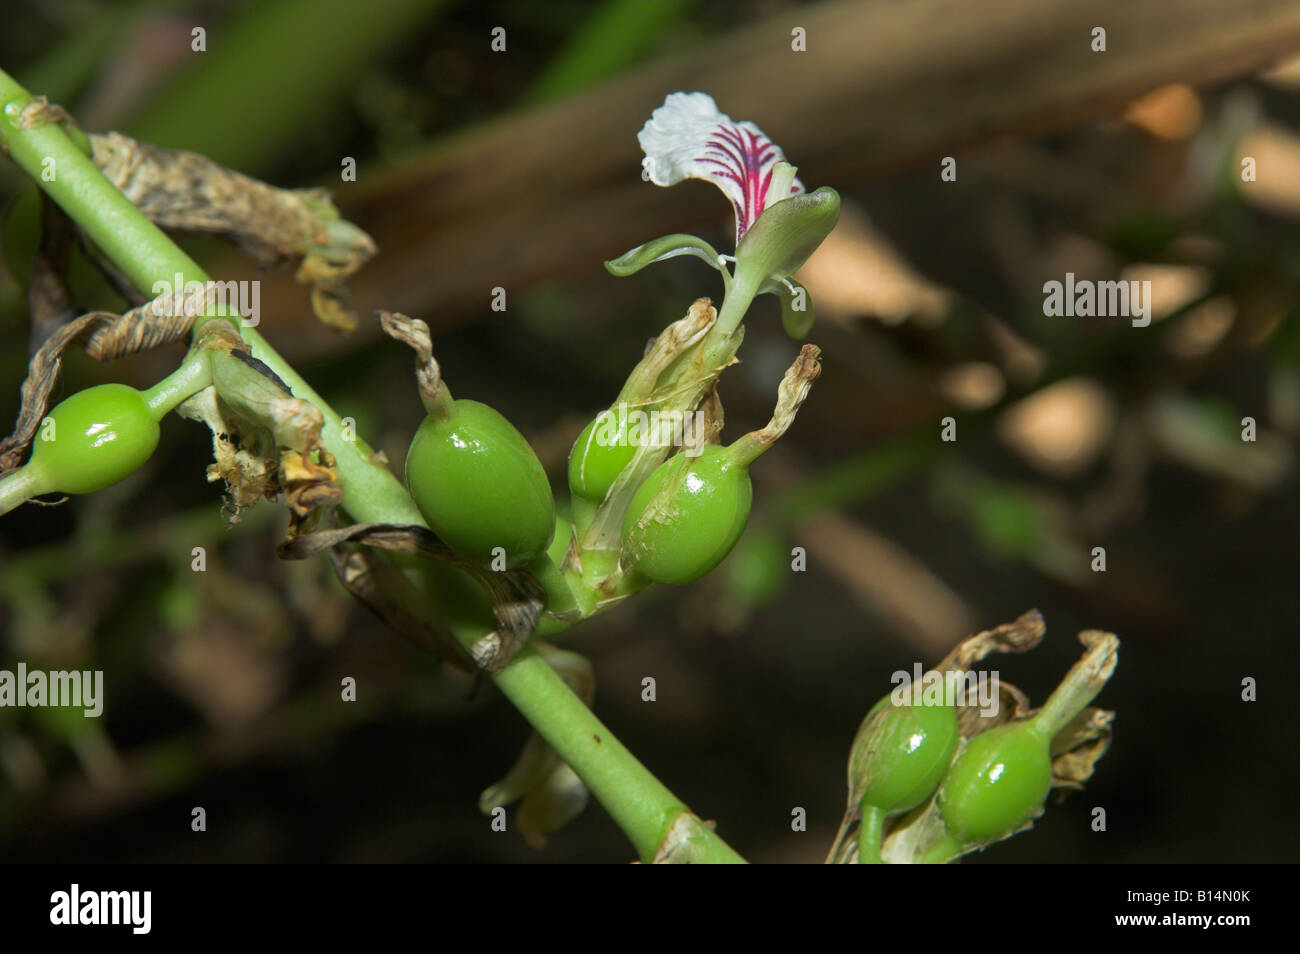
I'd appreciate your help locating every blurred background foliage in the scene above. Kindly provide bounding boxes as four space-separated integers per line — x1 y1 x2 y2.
0 0 1297 862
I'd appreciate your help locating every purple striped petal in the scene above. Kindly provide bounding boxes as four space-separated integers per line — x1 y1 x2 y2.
638 92 804 245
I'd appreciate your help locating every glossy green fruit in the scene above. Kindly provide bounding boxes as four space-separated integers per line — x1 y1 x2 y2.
567 409 637 503
938 719 1052 843
621 444 752 584
853 696 959 818
25 384 160 494
850 694 959 863
406 399 555 568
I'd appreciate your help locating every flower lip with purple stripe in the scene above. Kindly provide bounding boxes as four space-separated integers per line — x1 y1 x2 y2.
638 92 805 246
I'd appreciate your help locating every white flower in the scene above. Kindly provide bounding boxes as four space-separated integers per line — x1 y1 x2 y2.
638 92 805 245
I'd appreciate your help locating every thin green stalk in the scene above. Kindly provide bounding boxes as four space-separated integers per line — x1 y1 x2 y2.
0 466 40 515
856 803 886 864
0 89 199 297
494 645 742 863
141 349 212 417
713 266 762 337
0 67 743 863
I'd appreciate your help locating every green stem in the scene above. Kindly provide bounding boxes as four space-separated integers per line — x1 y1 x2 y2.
1027 632 1119 739
713 264 762 337
141 350 212 419
242 325 427 526
0 466 42 516
727 431 772 468
0 67 744 863
0 81 199 298
856 803 886 864
494 645 742 863
418 379 456 421
525 554 580 631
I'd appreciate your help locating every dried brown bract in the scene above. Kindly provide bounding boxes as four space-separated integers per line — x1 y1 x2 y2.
90 130 376 331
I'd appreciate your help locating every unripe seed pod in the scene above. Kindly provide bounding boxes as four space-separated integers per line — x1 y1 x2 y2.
620 444 752 584
848 693 959 863
23 383 160 495
852 695 959 817
937 718 1052 844
406 399 555 568
567 409 637 503
923 632 1117 863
